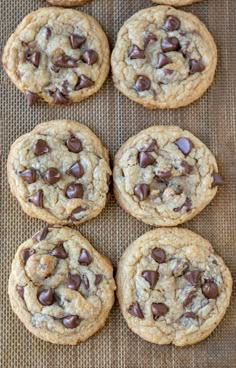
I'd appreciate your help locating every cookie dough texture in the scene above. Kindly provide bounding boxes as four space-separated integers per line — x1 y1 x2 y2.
152 0 202 5
7 120 111 225
2 8 110 106
117 228 232 346
46 0 90 6
9 226 116 345
113 126 222 227
111 6 217 109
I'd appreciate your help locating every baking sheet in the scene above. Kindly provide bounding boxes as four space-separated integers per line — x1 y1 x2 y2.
0 0 235 367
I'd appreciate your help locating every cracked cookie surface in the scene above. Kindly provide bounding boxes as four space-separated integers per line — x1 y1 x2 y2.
2 7 110 106
152 0 203 5
117 228 232 346
113 126 224 227
7 120 111 225
9 226 116 345
111 6 217 109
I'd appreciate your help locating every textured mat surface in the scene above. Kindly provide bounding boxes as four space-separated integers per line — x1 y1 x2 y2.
0 0 235 367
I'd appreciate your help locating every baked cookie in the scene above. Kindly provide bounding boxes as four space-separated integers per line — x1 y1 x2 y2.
117 228 232 346
152 0 203 5
7 120 111 225
46 0 91 6
2 8 110 106
113 126 224 227
9 226 116 345
111 6 217 109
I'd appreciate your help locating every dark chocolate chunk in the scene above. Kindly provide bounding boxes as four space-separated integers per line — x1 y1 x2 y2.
202 280 219 299
21 248 36 264
25 91 38 107
138 151 155 168
164 16 181 31
143 32 157 49
134 184 150 201
78 249 92 266
212 173 224 187
134 75 151 92
53 55 77 68
75 75 94 90
53 90 69 105
156 52 170 68
151 248 166 264
66 137 82 153
63 315 80 329
161 37 180 52
18 168 36 184
70 34 86 49
67 162 84 178
28 190 43 208
142 270 159 289
95 274 103 286
180 160 192 175
82 275 90 290
70 207 86 221
128 45 145 59
61 80 69 96
128 301 144 319
16 285 24 299
184 270 202 286
66 272 81 290
27 51 41 68
33 139 50 156
181 312 197 319
155 170 172 182
81 50 98 65
51 65 60 73
38 288 54 306
65 183 83 199
151 303 169 320
44 168 61 184
175 137 193 155
140 140 157 152
32 224 49 242
189 59 205 74
49 243 68 259
183 291 196 307
173 198 192 212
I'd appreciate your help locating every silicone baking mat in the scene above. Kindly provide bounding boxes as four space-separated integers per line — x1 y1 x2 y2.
0 0 235 367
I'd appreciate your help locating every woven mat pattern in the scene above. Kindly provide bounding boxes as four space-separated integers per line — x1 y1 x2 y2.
0 0 235 367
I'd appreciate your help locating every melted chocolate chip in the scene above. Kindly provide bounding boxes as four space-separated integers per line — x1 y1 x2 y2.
151 248 166 264
16 285 24 299
75 75 94 90
67 162 84 178
128 301 144 319
61 80 69 96
25 91 38 107
180 160 192 175
134 75 151 92
44 168 61 184
28 190 43 208
66 272 81 290
212 173 224 187
189 59 205 74
128 45 145 59
82 275 90 290
78 249 92 266
95 274 103 286
151 303 169 320
63 315 80 329
143 32 157 49
155 170 172 182
18 168 36 184
65 183 83 199
49 244 68 259
183 291 196 307
181 312 197 319
175 137 193 155
70 34 86 49
27 51 40 68
184 270 202 286
161 37 180 52
173 197 192 212
134 184 150 201
164 16 181 31
53 90 69 105
54 55 77 68
70 207 86 221
142 270 159 289
51 65 60 73
156 52 170 69
33 139 50 156
138 151 155 168
66 137 82 153
32 224 49 242
21 248 36 264
202 280 219 299
38 288 54 306
81 50 98 65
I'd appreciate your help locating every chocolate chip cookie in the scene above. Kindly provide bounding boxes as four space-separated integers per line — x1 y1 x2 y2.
113 126 224 227
111 6 217 109
9 226 116 344
2 7 110 106
7 120 111 224
117 228 232 346
46 0 90 6
152 0 203 5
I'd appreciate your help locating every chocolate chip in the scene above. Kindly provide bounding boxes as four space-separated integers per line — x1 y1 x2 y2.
189 59 205 74
143 32 157 49
172 259 189 277
175 137 193 155
25 91 38 107
49 244 68 259
28 190 43 208
183 291 196 307
65 183 83 199
212 173 224 187
32 224 49 242
184 270 202 286
82 275 90 290
33 139 50 156
67 162 84 178
66 272 81 290
63 315 80 329
53 90 69 105
66 137 83 153
202 280 219 299
81 50 98 65
155 170 172 182
70 207 86 221
95 274 103 286
138 152 155 168
70 34 86 49
151 303 169 320
164 16 181 31
16 285 24 299
21 248 36 264
161 37 180 52
134 75 151 92
53 55 77 68
142 270 159 289
75 75 94 90
61 80 69 96
44 168 61 184
151 248 166 264
128 45 145 59
134 184 150 201
180 160 192 175
128 301 144 319
140 140 158 153
78 249 92 266
156 52 170 68
174 197 192 212
27 52 40 68
45 27 51 40
18 168 36 184
38 288 54 306
51 65 60 73
181 312 197 319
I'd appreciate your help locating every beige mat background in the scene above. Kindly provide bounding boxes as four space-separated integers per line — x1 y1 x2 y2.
0 0 235 367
